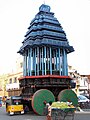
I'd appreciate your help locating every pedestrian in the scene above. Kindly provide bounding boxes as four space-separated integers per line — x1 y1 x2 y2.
46 101 52 120
24 105 29 113
43 101 48 116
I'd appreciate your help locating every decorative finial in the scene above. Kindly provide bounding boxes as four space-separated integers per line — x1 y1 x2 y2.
43 0 45 4
39 4 51 13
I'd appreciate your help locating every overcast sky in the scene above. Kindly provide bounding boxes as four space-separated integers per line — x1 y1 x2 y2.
0 0 90 74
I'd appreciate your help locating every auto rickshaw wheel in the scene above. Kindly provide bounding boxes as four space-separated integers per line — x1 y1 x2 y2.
21 110 24 114
9 112 14 116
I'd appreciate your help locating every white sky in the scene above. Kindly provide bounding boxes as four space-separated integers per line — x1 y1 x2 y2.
0 0 90 75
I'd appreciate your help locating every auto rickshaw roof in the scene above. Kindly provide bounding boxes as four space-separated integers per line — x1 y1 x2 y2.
11 96 22 100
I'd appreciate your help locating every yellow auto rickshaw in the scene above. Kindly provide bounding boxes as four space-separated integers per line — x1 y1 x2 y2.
6 96 24 115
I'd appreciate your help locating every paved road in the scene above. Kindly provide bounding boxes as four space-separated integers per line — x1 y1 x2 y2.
0 106 90 120
0 106 46 120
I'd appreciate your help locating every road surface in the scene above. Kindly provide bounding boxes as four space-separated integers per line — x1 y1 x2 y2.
0 106 90 120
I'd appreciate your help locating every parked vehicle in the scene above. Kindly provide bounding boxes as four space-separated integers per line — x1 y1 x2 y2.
77 95 90 109
78 95 90 103
6 96 24 115
80 94 90 99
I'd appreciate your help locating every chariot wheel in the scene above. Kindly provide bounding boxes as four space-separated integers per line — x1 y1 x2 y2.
31 89 55 115
58 89 78 106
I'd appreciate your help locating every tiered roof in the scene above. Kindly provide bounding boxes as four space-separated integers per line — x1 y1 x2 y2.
18 4 74 54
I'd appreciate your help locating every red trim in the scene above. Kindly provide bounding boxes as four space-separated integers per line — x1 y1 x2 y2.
18 75 72 80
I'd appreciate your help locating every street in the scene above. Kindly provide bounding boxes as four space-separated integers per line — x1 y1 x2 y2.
0 106 90 120
0 106 46 120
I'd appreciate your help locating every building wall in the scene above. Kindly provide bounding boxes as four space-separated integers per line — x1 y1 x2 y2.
0 56 23 97
68 65 89 96
6 72 23 96
83 75 90 96
0 74 8 97
6 57 23 96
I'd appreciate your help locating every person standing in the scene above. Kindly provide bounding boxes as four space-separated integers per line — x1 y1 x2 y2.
46 101 52 120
